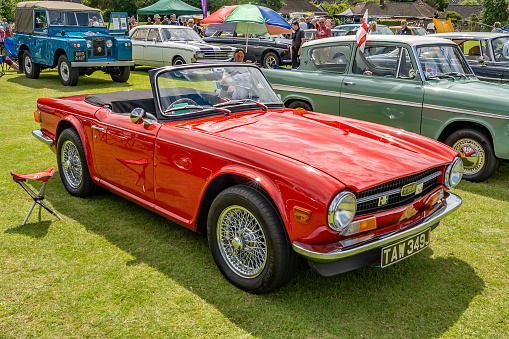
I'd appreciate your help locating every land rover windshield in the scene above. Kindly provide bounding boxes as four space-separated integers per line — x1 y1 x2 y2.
48 10 105 27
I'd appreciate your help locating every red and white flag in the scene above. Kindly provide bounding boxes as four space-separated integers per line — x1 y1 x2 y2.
356 10 369 52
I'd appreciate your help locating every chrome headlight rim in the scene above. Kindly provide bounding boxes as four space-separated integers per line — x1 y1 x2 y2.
106 39 113 48
86 40 92 49
445 157 464 189
327 191 357 232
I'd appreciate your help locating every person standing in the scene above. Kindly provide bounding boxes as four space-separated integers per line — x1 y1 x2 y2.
315 17 331 39
162 16 169 25
146 17 153 25
153 14 161 25
492 22 502 33
291 20 305 68
397 20 412 35
169 14 179 26
305 16 314 29
369 21 379 34
299 17 307 30
2 18 10 29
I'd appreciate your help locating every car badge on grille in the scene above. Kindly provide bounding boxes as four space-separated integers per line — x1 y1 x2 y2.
97 47 102 52
378 195 389 206
401 182 424 196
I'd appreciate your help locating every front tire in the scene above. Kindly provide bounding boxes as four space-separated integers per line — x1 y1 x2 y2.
287 100 312 111
262 51 279 69
111 66 130 82
444 128 498 182
57 128 96 197
58 54 79 86
172 56 186 65
207 185 297 294
23 51 41 79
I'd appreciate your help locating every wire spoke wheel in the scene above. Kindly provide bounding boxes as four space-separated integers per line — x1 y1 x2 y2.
61 140 82 189
217 206 267 278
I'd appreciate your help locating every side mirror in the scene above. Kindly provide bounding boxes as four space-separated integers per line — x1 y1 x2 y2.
60 30 66 36
408 69 417 79
130 108 152 126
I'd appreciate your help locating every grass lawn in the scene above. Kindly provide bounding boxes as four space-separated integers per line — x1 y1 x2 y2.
0 66 508 338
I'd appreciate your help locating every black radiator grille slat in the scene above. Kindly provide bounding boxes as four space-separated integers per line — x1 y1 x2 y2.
202 51 230 59
356 167 441 216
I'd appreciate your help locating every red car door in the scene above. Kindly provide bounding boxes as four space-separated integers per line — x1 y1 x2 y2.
92 108 161 204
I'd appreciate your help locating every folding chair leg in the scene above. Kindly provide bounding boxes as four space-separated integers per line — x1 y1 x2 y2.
17 179 62 226
22 202 38 226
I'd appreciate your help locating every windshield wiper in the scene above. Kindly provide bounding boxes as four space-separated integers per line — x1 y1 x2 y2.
444 72 467 78
214 99 268 111
164 105 231 116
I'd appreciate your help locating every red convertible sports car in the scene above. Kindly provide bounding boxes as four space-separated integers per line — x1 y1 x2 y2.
32 63 463 293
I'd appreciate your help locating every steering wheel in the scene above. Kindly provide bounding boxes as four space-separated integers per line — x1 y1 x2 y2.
165 98 198 113
332 53 347 65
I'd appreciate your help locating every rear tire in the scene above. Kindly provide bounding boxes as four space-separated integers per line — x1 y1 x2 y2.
263 51 279 69
207 185 297 294
23 51 41 79
58 54 79 86
111 66 130 82
287 100 312 111
57 128 96 197
444 128 498 182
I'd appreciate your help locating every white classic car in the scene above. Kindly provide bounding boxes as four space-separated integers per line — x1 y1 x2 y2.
129 25 235 67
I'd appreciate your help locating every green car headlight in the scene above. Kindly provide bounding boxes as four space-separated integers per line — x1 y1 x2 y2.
106 40 113 48
445 157 463 188
328 191 357 232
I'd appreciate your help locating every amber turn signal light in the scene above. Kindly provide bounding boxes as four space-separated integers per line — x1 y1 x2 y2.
293 206 311 224
34 110 41 123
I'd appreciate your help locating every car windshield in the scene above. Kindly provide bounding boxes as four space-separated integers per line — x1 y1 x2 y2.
48 10 105 27
156 66 281 117
416 44 473 79
161 28 204 42
491 36 509 61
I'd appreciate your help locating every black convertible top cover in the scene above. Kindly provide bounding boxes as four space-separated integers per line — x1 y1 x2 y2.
84 89 156 114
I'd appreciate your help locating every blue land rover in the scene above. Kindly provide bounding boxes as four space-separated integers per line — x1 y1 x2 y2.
14 1 134 86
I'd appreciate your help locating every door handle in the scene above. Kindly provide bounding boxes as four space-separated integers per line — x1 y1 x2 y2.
343 81 355 85
91 125 105 132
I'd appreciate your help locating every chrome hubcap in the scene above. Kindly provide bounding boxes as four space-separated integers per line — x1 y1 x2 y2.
217 206 267 278
60 62 69 82
24 55 32 74
61 140 82 189
452 138 485 175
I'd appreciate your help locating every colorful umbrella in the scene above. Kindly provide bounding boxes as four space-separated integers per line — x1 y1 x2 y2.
201 4 291 51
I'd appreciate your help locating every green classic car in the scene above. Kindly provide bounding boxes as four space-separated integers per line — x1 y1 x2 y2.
263 35 509 182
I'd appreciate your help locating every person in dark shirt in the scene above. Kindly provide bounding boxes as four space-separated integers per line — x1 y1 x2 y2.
305 16 314 29
162 16 169 25
291 20 305 68
146 17 153 25
397 20 412 35
169 14 180 26
227 48 245 62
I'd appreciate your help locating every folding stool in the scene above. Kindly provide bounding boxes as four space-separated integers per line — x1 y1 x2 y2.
10 167 62 226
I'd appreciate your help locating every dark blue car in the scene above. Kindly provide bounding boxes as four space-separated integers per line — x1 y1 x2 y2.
13 1 133 86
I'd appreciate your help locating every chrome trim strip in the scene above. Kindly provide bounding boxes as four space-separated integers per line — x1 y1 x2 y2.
423 103 509 120
356 171 442 203
272 84 341 97
272 84 422 107
32 129 53 147
71 61 135 67
341 92 422 108
292 192 462 263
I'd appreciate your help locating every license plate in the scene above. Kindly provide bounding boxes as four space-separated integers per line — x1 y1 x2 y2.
74 51 86 62
381 228 430 268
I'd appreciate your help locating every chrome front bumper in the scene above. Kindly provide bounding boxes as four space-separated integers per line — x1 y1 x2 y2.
32 129 54 147
293 192 462 264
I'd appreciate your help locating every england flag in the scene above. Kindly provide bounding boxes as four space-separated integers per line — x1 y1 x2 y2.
356 10 369 53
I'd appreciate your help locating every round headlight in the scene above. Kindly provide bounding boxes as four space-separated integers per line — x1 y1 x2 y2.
106 40 113 48
86 40 92 49
327 192 357 232
196 52 205 59
445 157 464 188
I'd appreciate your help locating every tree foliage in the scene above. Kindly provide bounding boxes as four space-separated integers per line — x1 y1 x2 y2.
320 2 347 17
445 11 462 22
425 0 449 12
481 0 509 27
458 0 479 5
0 0 16 23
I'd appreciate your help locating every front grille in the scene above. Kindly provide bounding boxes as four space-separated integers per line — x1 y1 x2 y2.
93 38 105 56
356 167 441 216
201 51 230 60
